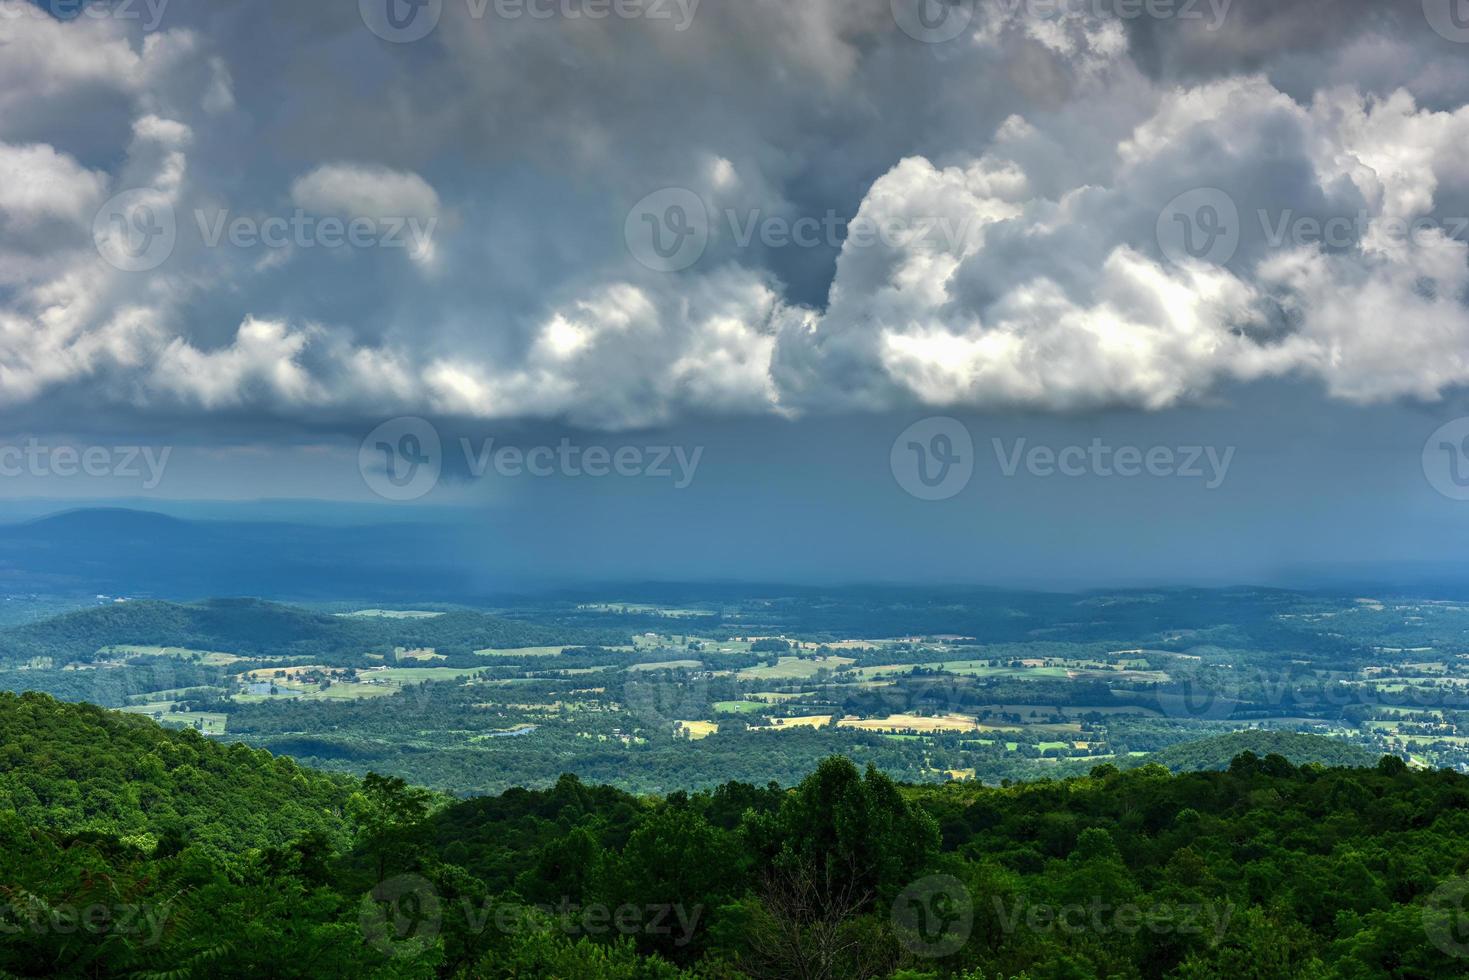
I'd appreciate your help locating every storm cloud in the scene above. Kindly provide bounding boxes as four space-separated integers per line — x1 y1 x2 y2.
4 0 1469 433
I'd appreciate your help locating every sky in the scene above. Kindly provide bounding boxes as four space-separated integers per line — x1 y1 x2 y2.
3 0 1469 589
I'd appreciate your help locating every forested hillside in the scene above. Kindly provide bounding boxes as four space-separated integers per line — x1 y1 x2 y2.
1135 730 1378 772
4 695 1469 978
0 598 623 668
0 692 355 852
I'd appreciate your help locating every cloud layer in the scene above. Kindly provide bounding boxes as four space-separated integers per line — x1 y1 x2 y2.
4 0 1469 431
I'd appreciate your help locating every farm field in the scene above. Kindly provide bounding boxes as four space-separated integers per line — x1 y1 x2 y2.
118 702 228 734
100 645 248 666
839 713 982 733
6 588 1469 788
736 655 855 680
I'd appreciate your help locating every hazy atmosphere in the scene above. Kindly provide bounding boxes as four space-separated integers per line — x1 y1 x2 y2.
5 0 1469 590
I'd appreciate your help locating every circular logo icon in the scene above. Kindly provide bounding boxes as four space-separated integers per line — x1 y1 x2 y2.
360 0 443 43
1156 667 1240 722
1425 0 1469 43
625 187 709 272
359 417 442 501
623 670 709 730
1425 876 1469 959
1157 188 1240 268
891 417 974 501
1423 418 1469 501
89 656 183 718
892 0 976 43
892 874 973 957
360 874 442 958
93 190 176 272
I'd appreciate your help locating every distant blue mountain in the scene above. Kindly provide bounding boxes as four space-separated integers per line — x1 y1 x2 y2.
0 508 478 600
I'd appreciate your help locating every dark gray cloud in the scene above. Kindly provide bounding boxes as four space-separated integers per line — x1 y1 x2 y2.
3 0 1469 438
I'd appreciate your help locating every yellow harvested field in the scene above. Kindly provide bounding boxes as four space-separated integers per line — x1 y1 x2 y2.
677 720 719 739
765 715 833 729
839 713 981 733
243 665 332 680
395 647 445 661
